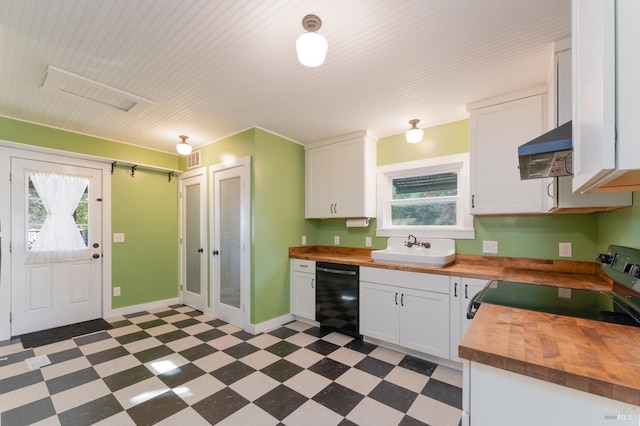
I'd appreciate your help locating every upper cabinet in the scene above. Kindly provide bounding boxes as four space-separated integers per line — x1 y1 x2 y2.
572 0 640 193
305 131 377 219
468 88 550 215
547 38 631 212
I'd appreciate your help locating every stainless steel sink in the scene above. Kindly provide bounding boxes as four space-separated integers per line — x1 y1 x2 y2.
371 237 455 268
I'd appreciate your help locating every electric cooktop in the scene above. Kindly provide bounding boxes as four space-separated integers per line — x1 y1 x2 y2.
467 245 640 328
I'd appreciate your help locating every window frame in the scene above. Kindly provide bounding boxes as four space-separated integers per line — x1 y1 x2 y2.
376 153 475 239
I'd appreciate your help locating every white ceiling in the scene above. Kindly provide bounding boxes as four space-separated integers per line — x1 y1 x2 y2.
0 0 570 153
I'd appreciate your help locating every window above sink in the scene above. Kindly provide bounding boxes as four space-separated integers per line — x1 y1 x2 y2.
376 153 475 239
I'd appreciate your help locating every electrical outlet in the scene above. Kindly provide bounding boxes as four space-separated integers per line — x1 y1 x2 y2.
113 287 121 297
365 237 372 247
113 233 125 243
301 235 307 245
482 240 498 254
334 236 340 245
559 242 572 257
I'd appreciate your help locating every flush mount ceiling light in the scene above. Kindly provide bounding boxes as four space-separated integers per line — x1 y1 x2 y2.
405 119 424 143
296 14 328 67
176 135 192 156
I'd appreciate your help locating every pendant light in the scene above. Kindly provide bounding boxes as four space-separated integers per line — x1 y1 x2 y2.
176 135 192 155
405 119 424 143
296 14 328 67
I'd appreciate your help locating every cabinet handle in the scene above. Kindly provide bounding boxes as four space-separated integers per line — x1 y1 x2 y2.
465 284 468 299
547 182 553 198
471 195 475 208
300 264 307 268
454 282 458 297
311 278 315 289
395 292 398 305
401 293 404 307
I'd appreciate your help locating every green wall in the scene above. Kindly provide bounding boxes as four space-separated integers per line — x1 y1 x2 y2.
190 128 312 324
111 167 179 308
0 117 180 309
313 119 606 261
597 193 640 252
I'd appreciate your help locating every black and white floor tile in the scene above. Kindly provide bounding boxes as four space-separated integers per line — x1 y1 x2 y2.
0 306 462 425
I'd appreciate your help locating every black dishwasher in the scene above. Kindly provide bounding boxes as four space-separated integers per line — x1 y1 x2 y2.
315 262 360 338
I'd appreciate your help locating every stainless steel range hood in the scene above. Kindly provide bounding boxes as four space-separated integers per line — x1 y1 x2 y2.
518 120 572 180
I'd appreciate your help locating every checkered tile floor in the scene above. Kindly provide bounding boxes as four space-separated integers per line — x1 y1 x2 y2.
0 305 462 425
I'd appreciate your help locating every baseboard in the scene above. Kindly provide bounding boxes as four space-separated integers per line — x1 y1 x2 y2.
246 313 294 335
107 298 180 318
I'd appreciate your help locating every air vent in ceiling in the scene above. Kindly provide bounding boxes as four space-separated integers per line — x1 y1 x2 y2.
40 65 154 115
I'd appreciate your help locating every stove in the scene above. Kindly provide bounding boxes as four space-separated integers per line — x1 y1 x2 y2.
467 245 640 328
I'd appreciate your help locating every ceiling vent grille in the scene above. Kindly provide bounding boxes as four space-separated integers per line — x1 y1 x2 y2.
40 66 154 115
187 150 201 169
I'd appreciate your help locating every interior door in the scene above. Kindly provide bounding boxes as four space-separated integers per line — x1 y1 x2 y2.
179 170 206 311
11 158 103 335
211 158 250 329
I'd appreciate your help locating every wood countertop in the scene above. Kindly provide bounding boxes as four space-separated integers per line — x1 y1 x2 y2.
289 245 640 404
290 246 613 290
459 304 640 406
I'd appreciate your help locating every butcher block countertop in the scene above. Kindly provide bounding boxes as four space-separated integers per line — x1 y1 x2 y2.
290 245 613 291
459 304 640 406
289 245 640 405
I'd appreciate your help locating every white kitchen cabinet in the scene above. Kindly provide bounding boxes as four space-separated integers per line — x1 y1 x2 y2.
290 259 316 323
305 131 377 219
464 361 639 426
468 90 550 214
360 267 450 359
572 0 640 193
449 277 487 363
545 38 631 211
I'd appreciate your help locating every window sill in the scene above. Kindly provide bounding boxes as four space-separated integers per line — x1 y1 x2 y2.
376 227 475 240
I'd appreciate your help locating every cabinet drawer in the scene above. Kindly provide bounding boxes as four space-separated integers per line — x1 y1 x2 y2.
291 259 315 273
361 267 449 294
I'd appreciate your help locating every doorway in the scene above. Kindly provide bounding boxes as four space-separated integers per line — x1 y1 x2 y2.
179 169 207 312
10 157 104 335
210 157 251 329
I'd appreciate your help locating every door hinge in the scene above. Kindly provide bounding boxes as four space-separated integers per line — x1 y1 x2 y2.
9 172 11 182
180 285 183 291
9 241 11 253
9 312 12 323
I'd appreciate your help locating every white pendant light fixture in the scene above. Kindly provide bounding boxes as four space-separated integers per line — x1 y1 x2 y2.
296 14 328 67
405 119 424 143
176 135 192 155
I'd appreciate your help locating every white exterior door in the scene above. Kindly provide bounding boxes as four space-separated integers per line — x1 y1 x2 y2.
179 170 206 311
11 158 103 335
210 157 251 329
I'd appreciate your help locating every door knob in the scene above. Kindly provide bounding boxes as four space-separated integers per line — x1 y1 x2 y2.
93 243 100 248
212 250 219 255
197 248 204 253
92 253 100 259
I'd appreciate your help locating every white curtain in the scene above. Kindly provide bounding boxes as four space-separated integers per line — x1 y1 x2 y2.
26 172 92 264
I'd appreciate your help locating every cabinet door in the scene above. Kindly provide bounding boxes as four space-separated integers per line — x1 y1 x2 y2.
335 138 365 217
571 0 616 193
400 288 449 359
459 279 487 345
305 144 336 218
470 95 547 214
292 271 316 320
360 282 400 344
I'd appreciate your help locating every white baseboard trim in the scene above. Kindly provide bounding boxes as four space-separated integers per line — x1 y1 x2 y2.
107 298 180 318
246 313 294 335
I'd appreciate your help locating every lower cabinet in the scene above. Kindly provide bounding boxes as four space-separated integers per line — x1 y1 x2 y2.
360 267 450 360
449 277 488 362
463 361 639 426
290 259 316 322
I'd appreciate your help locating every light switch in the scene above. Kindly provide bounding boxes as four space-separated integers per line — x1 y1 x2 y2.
113 233 125 243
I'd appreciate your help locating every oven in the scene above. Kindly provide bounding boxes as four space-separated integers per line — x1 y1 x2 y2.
467 245 640 328
315 262 360 338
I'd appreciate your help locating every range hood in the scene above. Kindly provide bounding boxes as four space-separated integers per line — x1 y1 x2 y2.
518 120 572 180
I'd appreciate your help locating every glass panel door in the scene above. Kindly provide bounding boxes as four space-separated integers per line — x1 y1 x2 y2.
219 176 241 309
